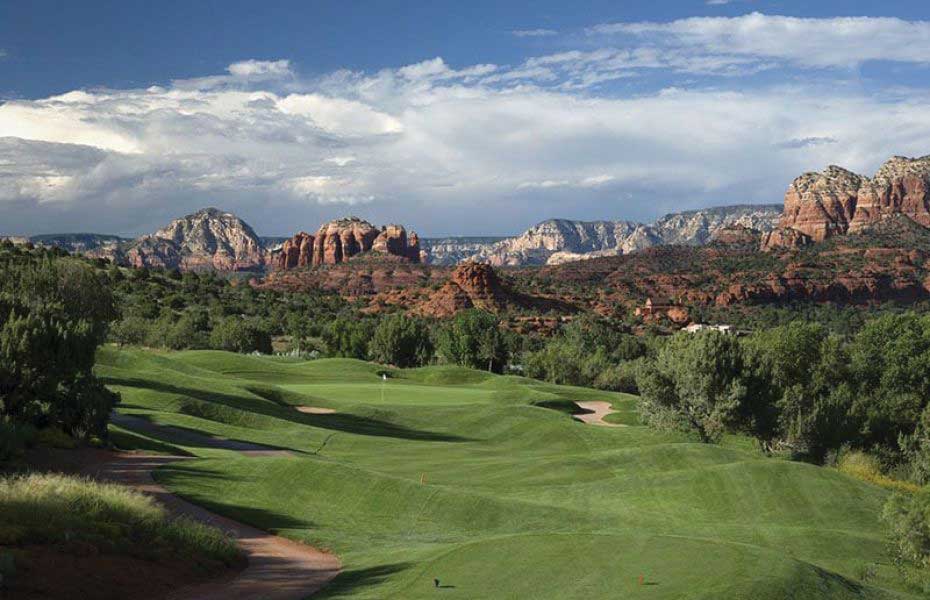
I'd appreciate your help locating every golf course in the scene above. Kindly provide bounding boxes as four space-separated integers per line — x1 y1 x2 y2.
97 346 914 599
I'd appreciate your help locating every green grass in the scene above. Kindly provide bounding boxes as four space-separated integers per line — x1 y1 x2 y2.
0 472 239 569
96 346 919 599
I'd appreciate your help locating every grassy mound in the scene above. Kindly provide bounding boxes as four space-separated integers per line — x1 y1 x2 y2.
97 347 916 599
0 473 240 568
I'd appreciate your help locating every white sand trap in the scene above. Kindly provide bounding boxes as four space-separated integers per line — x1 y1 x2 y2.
295 406 337 415
573 401 627 428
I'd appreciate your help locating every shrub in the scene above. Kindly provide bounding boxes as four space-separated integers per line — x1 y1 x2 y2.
0 473 240 567
882 488 930 589
0 423 36 462
838 450 919 493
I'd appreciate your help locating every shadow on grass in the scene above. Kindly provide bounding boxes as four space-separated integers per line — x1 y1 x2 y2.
245 385 473 442
534 399 591 416
106 376 471 442
110 413 297 455
315 563 413 599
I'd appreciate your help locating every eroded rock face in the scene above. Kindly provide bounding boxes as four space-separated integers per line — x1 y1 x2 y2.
710 224 761 246
766 155 930 249
779 166 863 242
274 217 421 270
126 208 267 271
312 217 380 266
417 263 509 317
850 156 930 232
276 232 315 270
760 227 813 252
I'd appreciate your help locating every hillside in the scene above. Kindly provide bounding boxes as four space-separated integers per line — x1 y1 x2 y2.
96 347 915 599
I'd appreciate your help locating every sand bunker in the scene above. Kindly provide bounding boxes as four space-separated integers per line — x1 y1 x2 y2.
295 406 337 415
572 401 627 428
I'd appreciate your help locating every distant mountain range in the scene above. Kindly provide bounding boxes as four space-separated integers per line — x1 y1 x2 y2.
8 204 783 270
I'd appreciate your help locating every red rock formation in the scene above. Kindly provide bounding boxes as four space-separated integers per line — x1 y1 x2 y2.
275 217 422 270
760 227 813 251
766 155 930 250
710 224 760 246
312 217 380 266
276 232 314 270
417 263 510 317
850 156 930 232
778 165 863 242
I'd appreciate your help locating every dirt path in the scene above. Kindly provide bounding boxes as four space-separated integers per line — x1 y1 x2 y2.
572 401 627 428
85 452 342 600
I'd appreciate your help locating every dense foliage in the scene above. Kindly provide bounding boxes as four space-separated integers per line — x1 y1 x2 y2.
0 244 118 438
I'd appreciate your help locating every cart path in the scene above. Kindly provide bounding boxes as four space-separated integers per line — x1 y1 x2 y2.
85 452 341 600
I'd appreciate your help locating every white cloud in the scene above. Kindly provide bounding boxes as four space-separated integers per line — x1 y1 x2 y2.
588 13 930 68
512 29 557 37
227 59 292 78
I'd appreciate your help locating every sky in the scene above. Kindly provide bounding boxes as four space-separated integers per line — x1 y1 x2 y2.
2 1 930 237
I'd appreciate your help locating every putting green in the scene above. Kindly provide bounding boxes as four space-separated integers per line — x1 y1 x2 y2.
95 347 918 599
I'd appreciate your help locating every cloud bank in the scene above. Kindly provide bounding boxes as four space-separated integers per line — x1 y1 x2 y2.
2 14 930 236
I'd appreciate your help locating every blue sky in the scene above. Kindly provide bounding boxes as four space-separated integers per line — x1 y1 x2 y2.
1 1 930 236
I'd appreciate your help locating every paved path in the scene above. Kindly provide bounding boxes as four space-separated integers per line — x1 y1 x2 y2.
85 452 342 600
572 401 627 428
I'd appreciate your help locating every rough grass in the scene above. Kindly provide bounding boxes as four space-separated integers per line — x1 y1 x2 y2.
0 473 240 569
97 347 916 599
837 451 921 494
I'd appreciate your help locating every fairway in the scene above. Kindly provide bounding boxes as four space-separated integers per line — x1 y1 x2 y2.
96 347 915 599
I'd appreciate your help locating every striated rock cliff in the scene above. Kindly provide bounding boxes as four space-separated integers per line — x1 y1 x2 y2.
766 155 930 249
126 208 267 271
274 217 421 270
417 263 510 317
463 205 781 266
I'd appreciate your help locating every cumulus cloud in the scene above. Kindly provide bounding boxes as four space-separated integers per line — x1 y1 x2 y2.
2 41 930 235
588 13 930 68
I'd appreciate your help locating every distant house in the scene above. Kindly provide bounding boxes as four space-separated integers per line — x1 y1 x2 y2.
635 297 689 325
683 323 734 334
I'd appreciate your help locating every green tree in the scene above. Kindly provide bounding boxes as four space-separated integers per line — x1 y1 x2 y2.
369 314 434 368
209 317 272 354
437 310 508 373
637 331 748 443
0 257 118 438
322 316 376 359
109 316 152 348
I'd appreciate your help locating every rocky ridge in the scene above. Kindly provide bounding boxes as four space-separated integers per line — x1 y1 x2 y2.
464 205 781 266
125 208 268 271
765 155 930 249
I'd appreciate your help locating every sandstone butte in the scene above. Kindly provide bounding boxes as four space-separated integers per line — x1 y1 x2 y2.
763 155 930 250
415 262 510 318
275 217 421 270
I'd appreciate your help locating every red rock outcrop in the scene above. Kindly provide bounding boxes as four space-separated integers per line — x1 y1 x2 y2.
850 155 930 232
765 155 930 250
417 263 510 317
710 224 761 246
276 232 314 270
311 218 380 266
274 217 421 270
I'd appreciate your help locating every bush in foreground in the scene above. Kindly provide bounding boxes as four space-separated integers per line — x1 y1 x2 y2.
0 473 240 568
